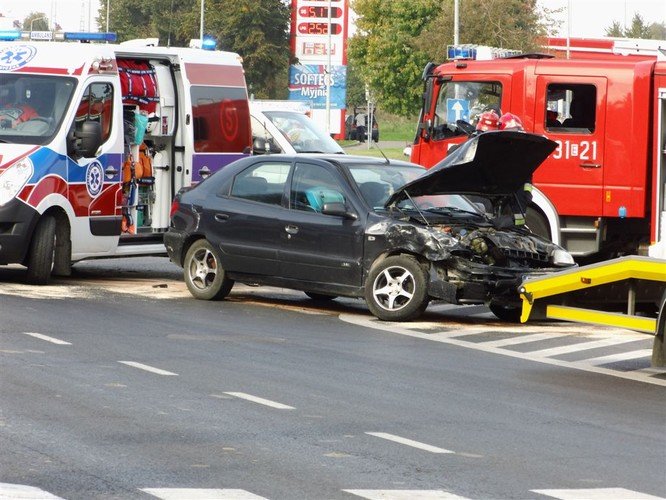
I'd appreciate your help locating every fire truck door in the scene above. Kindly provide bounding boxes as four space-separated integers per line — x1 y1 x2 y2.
533 77 607 216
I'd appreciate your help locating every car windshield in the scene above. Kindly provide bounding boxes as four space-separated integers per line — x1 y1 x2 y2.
0 74 76 145
348 163 424 208
264 110 344 154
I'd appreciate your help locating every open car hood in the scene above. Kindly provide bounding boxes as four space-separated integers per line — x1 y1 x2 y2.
387 131 557 205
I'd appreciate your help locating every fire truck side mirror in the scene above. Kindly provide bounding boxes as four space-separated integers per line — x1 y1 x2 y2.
68 121 103 159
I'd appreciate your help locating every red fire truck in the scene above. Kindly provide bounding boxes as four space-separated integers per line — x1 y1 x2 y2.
410 42 666 262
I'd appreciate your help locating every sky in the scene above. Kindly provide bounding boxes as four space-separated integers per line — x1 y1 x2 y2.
1 0 665 36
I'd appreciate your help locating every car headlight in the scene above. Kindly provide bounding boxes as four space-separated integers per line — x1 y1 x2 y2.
0 157 34 207
551 248 575 266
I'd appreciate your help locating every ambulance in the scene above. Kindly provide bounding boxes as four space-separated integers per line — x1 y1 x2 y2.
0 32 252 283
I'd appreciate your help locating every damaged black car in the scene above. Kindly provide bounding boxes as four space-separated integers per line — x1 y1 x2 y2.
165 130 575 322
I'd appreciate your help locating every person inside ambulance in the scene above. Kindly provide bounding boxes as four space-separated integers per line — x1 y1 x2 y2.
0 84 39 129
498 112 532 226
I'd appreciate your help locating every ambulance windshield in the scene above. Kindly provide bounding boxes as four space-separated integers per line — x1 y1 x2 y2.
0 74 76 145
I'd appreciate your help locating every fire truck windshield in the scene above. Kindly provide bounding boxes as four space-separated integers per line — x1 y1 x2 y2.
0 74 76 145
432 80 502 140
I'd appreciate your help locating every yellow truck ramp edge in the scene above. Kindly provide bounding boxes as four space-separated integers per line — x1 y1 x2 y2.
518 256 666 366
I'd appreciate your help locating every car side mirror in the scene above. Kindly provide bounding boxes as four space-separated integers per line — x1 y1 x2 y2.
68 120 103 158
322 202 357 219
252 137 281 155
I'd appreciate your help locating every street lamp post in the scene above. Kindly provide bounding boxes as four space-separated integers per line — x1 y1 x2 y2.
325 0 332 134
200 0 205 44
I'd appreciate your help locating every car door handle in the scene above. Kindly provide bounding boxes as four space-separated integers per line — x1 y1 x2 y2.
580 162 601 169
285 225 299 234
214 213 229 222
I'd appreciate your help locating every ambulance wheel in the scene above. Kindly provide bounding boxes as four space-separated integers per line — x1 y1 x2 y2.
184 239 234 300
489 302 522 323
26 215 56 285
365 254 429 322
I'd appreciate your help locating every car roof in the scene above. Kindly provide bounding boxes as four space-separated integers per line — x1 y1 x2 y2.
292 154 423 169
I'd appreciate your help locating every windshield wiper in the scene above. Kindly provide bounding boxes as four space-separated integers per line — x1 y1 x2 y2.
424 206 487 218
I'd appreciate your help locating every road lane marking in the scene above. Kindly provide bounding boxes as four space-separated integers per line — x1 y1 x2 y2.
142 488 268 499
22 332 71 345
224 392 295 410
118 361 178 376
366 432 454 454
532 488 663 499
584 349 653 366
0 483 64 499
339 314 665 387
527 337 640 357
344 489 469 499
480 332 569 348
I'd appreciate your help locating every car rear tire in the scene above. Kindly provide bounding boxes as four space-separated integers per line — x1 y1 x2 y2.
26 215 56 285
365 255 429 321
305 292 337 301
489 303 522 323
184 239 234 300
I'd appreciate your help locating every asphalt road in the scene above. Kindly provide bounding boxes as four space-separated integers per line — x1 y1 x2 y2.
0 258 664 500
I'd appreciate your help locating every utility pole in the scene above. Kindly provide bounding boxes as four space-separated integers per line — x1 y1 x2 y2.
325 0 332 134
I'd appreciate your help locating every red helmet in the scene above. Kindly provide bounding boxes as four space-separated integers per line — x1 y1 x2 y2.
498 112 524 131
475 110 500 132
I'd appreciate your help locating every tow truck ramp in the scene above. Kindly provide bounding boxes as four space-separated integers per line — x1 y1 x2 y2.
519 256 666 367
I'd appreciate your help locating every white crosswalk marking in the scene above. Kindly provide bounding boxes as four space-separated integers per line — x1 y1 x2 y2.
22 332 71 345
480 332 569 348
344 490 470 499
0 483 64 499
584 349 653 366
118 361 178 376
527 336 641 357
141 488 268 499
224 392 295 410
366 432 454 454
532 487 664 499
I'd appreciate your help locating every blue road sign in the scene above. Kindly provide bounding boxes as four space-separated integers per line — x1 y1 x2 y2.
446 98 470 123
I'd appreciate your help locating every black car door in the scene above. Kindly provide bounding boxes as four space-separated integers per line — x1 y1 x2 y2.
279 161 365 288
202 160 291 276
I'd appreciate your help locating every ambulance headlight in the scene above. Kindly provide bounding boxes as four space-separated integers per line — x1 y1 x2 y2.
0 157 34 206
551 248 575 267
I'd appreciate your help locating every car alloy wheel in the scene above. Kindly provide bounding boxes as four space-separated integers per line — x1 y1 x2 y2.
184 239 234 300
365 255 429 322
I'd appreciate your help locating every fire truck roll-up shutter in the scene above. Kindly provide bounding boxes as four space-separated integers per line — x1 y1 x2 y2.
118 59 160 113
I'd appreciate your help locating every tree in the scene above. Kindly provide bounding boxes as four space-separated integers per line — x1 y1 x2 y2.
348 0 442 117
349 0 554 117
97 0 291 99
22 12 49 31
604 13 662 39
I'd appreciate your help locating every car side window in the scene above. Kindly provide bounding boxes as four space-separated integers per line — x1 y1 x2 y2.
230 162 290 205
76 82 114 143
290 163 346 213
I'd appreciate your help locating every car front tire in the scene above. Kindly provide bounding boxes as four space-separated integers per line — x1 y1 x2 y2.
365 255 429 321
184 239 234 300
26 215 56 285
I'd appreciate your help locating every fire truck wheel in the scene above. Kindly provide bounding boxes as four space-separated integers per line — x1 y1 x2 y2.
365 254 429 321
489 302 522 322
184 239 234 300
26 215 56 285
525 207 551 240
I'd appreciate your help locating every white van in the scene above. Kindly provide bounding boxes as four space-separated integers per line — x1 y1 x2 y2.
0 33 251 283
250 100 344 155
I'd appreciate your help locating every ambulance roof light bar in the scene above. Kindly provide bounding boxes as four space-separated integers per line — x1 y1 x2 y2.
447 44 522 61
0 31 117 42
